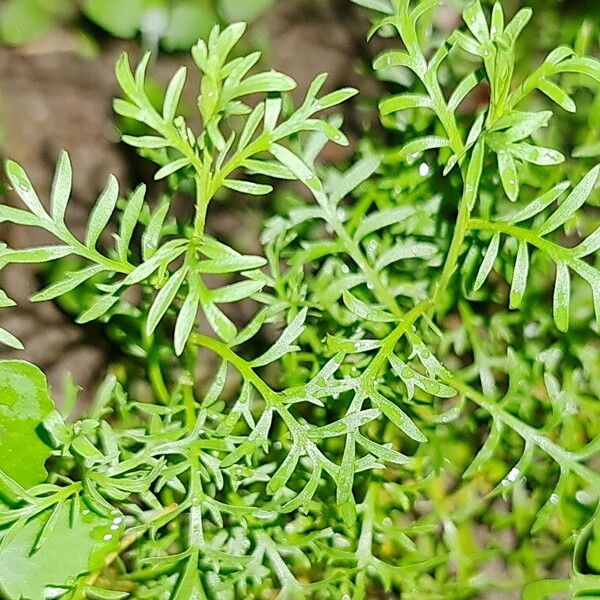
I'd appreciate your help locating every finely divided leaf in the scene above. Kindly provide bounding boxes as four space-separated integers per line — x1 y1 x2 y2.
86 175 119 249
251 308 307 367
50 151 72 224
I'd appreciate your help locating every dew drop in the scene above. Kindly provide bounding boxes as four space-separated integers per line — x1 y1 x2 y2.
507 467 520 482
341 264 350 274
550 493 559 504
401 367 413 379
103 534 113 541
110 524 120 531
419 162 430 177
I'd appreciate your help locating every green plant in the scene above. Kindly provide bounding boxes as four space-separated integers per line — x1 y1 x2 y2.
0 0 276 50
0 3 599 599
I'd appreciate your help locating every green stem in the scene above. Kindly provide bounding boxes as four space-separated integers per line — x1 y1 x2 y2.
191 333 301 435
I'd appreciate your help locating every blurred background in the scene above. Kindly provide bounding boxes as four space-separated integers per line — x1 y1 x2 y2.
0 0 599 403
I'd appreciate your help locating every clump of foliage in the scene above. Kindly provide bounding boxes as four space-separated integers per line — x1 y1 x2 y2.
0 2 599 598
0 0 275 50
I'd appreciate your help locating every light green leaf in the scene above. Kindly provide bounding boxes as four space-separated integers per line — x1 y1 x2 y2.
463 1 490 45
509 241 529 308
5 160 48 220
539 165 600 235
147 266 188 336
228 72 296 100
573 140 600 158
466 138 485 209
244 159 294 180
572 225 600 258
370 390 426 442
117 184 146 263
397 137 450 162
196 254 266 274
553 262 570 332
0 360 54 488
251 308 307 367
497 149 519 202
315 87 358 111
163 1 218 51
390 355 456 400
174 284 201 356
121 239 187 286
172 552 203 600
330 155 381 206
449 71 481 112
463 422 503 478
76 294 119 324
375 241 437 270
155 158 190 180
267 444 302 494
0 205 46 228
0 499 121 600
474 233 500 291
509 143 565 166
309 409 380 439
163 67 187 122
237 103 265 150
83 0 145 38
342 290 396 323
499 181 569 223
31 265 106 303
141 195 171 260
379 94 432 116
537 79 576 112
86 175 119 249
503 7 532 44
0 328 23 351
121 135 171 149
210 280 264 304
356 433 410 465
0 246 72 265
223 180 273 196
354 206 414 241
50 151 72 224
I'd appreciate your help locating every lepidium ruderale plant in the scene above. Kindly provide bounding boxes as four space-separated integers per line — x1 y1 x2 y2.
0 3 599 599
